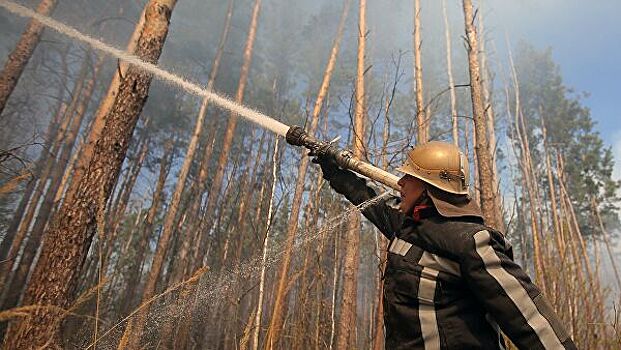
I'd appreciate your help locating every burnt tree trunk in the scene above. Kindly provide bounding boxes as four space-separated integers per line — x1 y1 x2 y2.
2 1 177 348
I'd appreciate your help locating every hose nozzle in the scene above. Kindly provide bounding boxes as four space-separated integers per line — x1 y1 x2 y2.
285 125 400 191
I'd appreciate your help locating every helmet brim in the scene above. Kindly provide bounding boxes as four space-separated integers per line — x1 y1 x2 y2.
427 186 483 219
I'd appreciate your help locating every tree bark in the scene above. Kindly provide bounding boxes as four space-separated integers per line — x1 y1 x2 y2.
461 0 499 229
0 0 58 114
62 6 148 205
413 0 426 144
477 3 504 230
336 0 366 348
2 1 177 347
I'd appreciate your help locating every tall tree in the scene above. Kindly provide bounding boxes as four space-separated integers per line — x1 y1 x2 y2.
1 53 103 313
62 6 148 205
0 0 57 114
264 0 350 347
413 0 426 144
336 0 366 348
441 0 458 145
194 0 262 268
461 0 499 229
511 43 620 234
252 138 279 350
2 1 178 347
118 2 234 345
477 1 504 229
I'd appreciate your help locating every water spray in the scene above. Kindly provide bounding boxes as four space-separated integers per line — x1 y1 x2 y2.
0 0 290 137
286 125 400 190
0 0 400 191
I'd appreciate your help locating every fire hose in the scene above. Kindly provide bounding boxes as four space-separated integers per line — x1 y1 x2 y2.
286 125 400 191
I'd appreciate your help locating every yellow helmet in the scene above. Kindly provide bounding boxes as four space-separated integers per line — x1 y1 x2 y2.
396 141 469 195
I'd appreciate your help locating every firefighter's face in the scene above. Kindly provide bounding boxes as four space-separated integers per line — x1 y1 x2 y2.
397 174 426 215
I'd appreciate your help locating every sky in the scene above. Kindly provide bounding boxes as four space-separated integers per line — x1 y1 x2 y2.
486 0 621 180
484 0 621 294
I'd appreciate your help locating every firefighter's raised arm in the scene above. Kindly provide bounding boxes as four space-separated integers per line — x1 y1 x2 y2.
313 154 403 239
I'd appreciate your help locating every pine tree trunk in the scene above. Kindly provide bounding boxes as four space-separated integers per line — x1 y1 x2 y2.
372 100 391 350
195 0 262 267
0 0 58 114
0 101 70 299
252 139 280 350
104 133 150 268
506 47 546 287
413 0 426 144
0 73 67 261
264 0 350 346
172 122 218 279
477 4 504 230
121 141 173 316
147 0 234 285
336 0 366 348
2 1 177 347
62 6 148 205
441 0 458 145
461 0 499 229
1 55 102 312
169 0 233 278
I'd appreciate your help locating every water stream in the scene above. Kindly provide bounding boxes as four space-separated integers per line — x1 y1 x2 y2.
0 1 395 347
0 0 291 137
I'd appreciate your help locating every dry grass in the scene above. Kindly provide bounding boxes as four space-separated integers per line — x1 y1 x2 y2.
85 265 209 350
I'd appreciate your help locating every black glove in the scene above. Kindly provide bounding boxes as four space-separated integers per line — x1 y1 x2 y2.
311 153 340 181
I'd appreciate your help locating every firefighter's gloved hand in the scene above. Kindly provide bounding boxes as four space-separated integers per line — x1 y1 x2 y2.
312 154 373 205
311 154 340 181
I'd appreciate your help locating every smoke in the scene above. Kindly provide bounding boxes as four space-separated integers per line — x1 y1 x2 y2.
0 0 291 137
613 130 621 197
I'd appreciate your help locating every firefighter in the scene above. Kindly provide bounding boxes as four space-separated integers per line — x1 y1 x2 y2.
313 141 576 350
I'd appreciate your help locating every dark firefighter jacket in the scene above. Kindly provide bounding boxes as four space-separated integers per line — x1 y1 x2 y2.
325 168 577 350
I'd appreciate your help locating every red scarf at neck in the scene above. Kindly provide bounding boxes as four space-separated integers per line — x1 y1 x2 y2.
412 204 433 222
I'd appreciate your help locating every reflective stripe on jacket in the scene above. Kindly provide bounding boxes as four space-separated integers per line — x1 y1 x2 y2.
325 169 576 350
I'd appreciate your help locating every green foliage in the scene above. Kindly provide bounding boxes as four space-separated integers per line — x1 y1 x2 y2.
512 42 620 234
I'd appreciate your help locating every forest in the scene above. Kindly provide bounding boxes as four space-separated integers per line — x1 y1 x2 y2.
0 0 620 349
